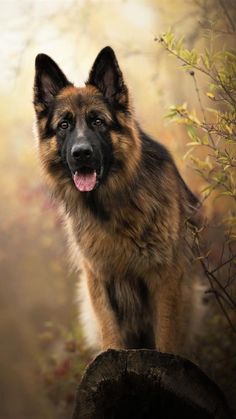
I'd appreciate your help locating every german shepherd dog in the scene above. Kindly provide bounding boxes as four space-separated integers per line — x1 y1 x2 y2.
33 47 199 355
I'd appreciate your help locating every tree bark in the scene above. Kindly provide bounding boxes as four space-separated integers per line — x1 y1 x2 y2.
72 349 232 419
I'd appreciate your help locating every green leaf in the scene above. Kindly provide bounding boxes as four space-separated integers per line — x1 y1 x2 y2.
183 147 194 160
206 92 215 99
187 125 197 140
202 135 209 145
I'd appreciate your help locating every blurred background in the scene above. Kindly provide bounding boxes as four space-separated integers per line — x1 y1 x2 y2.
0 1 235 418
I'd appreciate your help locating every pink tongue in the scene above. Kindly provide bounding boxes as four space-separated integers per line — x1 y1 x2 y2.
73 171 97 192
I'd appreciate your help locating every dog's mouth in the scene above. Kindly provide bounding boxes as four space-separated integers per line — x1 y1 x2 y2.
72 166 103 192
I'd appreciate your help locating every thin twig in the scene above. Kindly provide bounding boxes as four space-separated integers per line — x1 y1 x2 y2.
185 231 236 333
159 39 218 83
207 273 236 333
160 39 236 107
218 0 235 32
192 73 216 147
210 254 236 275
202 260 236 309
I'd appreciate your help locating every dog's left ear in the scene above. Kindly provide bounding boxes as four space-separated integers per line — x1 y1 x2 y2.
86 46 128 108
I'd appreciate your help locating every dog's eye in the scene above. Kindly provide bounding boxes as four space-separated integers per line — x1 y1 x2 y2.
59 120 69 130
92 118 104 127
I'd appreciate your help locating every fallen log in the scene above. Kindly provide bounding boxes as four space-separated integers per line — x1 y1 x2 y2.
72 349 232 419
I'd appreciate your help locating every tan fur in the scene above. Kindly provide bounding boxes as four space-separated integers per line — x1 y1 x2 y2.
37 120 198 354
61 160 197 354
34 51 201 357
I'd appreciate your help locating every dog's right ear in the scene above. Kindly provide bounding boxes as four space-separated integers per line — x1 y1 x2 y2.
34 54 71 114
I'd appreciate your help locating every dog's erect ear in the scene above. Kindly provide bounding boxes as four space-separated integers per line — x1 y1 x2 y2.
34 54 71 112
86 46 128 107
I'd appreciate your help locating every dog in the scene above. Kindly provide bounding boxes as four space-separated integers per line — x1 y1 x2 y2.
33 46 200 355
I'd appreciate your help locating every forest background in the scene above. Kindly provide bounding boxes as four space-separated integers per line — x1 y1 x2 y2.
0 1 235 418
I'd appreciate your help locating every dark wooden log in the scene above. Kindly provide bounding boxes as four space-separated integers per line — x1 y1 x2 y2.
72 349 232 419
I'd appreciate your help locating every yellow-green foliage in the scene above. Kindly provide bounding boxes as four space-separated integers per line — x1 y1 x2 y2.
159 26 236 332
160 28 236 239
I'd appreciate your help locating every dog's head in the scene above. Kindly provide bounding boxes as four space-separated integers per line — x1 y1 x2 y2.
34 47 140 196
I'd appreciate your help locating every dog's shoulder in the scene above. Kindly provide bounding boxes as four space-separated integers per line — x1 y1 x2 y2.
138 128 172 166
138 126 199 216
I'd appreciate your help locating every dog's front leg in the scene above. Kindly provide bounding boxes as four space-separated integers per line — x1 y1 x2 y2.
84 262 123 351
155 271 191 356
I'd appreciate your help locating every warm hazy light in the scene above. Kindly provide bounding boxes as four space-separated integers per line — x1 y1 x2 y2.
1 2 235 418
0 0 155 90
120 1 154 28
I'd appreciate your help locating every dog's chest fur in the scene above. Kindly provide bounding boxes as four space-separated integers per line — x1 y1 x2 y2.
67 195 180 279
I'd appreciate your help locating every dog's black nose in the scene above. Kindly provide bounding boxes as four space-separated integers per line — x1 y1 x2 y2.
71 144 93 161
